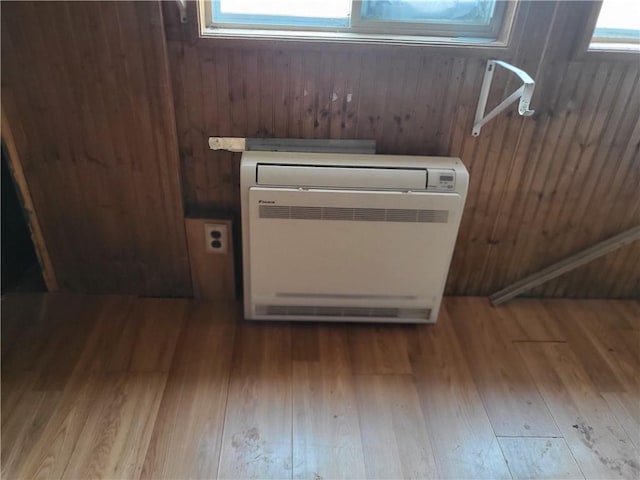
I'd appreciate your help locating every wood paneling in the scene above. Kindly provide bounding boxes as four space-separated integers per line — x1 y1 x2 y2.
3 294 639 479
1 0 637 297
1 1 191 296
165 0 639 298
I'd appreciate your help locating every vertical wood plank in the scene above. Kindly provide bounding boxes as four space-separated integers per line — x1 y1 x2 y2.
1 1 191 295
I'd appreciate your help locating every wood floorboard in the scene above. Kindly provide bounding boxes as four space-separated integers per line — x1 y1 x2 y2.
217 321 293 479
1 374 61 480
73 295 136 373
61 373 166 480
542 300 631 393
518 342 639 479
410 305 512 479
12 372 104 480
348 324 414 374
2 295 639 479
125 298 189 373
496 298 567 342
355 374 438 479
141 301 236 480
2 294 77 373
497 437 585 480
292 324 366 479
602 392 640 451
448 297 560 437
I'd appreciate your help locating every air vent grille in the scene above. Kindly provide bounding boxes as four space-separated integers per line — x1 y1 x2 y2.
259 205 448 223
255 305 431 320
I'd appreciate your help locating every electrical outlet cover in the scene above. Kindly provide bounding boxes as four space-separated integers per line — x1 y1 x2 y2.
204 223 228 254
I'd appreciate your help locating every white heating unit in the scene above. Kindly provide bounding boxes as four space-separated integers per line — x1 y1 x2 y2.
240 151 469 323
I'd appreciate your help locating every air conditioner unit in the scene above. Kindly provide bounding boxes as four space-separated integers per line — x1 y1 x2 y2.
240 151 469 323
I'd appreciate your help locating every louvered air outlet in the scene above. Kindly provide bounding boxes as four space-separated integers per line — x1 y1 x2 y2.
259 205 448 223
255 305 432 320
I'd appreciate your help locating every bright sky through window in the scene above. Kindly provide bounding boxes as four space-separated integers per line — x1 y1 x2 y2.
594 0 640 39
219 0 351 19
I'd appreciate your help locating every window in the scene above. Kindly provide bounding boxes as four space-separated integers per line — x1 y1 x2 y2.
590 0 640 52
203 0 510 41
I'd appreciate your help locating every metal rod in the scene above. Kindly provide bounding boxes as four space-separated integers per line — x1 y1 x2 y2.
489 226 640 305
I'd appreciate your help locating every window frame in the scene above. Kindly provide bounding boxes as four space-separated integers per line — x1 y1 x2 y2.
200 0 515 45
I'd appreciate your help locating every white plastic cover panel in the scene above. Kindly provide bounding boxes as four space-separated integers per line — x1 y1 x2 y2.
257 164 427 190
241 151 469 324
247 187 462 322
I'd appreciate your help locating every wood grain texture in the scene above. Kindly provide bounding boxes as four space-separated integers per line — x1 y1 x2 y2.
126 298 189 373
410 306 512 479
16 373 114 480
498 437 584 480
541 300 628 393
495 299 567 342
61 373 167 480
518 342 639 479
3 295 639 479
292 325 366 479
141 301 236 479
1 0 637 298
449 297 560 437
348 325 413 374
217 322 293 479
164 0 640 299
355 375 439 479
603 392 640 452
1 375 62 480
0 1 191 296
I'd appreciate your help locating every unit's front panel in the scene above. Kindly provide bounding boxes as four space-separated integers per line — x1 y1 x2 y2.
247 187 463 322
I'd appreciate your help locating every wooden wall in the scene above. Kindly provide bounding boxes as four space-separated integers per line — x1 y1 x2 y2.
1 2 192 295
165 0 639 298
1 1 637 298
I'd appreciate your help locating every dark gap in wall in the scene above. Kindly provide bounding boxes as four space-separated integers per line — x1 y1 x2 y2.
1 144 45 293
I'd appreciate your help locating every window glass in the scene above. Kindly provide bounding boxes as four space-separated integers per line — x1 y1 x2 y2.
359 0 497 26
209 0 505 38
592 0 640 45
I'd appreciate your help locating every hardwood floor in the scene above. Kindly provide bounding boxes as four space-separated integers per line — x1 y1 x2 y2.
2 294 639 479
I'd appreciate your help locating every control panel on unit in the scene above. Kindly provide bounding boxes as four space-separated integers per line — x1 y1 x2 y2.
427 169 456 192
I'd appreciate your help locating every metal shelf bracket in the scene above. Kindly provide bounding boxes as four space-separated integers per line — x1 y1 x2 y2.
472 60 535 137
176 0 187 24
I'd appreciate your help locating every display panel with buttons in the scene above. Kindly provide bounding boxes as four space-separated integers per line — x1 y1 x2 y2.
426 169 456 192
